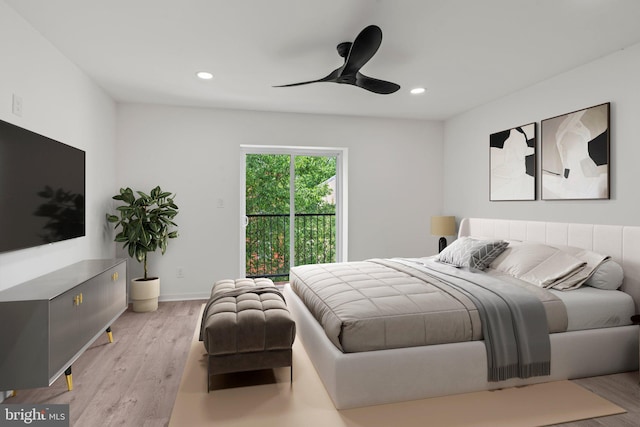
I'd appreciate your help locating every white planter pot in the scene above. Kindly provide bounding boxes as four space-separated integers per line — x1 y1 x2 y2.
130 277 160 312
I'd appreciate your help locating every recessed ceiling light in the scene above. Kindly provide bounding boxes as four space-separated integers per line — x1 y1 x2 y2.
196 71 214 80
410 87 425 95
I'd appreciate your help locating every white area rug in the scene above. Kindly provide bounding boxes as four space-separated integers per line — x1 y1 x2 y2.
169 305 625 427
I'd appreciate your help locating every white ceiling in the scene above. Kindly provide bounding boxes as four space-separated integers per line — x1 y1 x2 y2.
7 0 640 120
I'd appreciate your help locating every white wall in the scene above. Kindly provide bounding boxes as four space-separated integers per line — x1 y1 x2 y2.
116 104 444 300
443 42 640 226
0 2 117 291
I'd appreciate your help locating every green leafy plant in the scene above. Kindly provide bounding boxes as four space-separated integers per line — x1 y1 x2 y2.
106 186 179 279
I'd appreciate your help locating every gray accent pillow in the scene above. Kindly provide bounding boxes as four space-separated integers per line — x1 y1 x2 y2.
584 260 624 290
437 237 509 270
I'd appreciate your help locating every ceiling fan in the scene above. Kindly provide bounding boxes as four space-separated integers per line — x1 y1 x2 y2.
274 25 400 95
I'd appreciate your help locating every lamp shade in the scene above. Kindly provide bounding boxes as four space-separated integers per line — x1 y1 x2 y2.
431 216 456 237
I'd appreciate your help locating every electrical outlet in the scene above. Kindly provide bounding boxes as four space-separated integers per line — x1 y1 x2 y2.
12 94 22 117
176 267 184 278
216 198 224 208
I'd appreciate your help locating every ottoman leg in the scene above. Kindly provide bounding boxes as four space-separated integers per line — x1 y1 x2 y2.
207 356 211 393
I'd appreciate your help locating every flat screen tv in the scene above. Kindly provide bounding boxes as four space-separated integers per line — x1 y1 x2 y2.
0 118 85 253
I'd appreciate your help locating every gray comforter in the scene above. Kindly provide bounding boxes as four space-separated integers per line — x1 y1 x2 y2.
290 258 568 381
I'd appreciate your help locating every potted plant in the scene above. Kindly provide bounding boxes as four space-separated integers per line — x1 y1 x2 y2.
106 186 179 312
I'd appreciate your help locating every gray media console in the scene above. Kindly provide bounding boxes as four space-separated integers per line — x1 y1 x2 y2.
0 259 127 391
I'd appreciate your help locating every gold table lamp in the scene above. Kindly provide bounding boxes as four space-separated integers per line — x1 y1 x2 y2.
431 216 456 252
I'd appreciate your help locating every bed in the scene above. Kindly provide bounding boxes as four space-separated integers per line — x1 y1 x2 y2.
283 218 640 409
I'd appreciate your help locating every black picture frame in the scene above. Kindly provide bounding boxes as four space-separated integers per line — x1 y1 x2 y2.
541 102 610 200
489 122 536 201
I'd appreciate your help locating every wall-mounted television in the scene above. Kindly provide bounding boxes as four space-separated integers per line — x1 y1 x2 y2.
0 118 85 253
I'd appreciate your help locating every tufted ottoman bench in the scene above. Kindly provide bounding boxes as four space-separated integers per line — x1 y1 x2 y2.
199 278 296 390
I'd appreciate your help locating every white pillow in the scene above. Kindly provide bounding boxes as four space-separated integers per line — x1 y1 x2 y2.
489 242 557 278
489 242 591 289
584 260 624 290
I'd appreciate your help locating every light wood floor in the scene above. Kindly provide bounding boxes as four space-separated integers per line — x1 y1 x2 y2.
6 300 639 427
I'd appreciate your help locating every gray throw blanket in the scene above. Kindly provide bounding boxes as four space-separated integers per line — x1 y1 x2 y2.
198 286 285 341
381 259 551 382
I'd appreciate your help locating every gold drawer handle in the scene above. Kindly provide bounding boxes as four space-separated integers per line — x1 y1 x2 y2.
112 272 119 281
73 293 84 306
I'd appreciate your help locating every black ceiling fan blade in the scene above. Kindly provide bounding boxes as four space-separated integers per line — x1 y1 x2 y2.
273 79 325 88
341 25 383 76
273 68 340 88
355 72 400 94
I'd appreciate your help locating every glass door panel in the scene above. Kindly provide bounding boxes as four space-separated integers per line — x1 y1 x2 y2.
294 155 337 267
245 154 290 281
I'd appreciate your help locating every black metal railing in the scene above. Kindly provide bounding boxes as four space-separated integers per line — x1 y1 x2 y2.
246 213 336 281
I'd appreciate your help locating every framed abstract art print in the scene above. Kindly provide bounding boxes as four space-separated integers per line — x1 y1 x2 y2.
541 103 610 200
490 122 536 201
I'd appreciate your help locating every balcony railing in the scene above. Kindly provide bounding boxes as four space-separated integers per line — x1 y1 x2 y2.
246 213 336 281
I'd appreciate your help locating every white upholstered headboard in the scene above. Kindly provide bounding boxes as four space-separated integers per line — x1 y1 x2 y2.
459 218 640 314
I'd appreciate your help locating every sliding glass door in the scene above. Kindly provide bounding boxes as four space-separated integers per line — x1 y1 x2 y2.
240 146 347 281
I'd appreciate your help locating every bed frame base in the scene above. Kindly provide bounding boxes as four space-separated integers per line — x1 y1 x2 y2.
285 284 638 409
